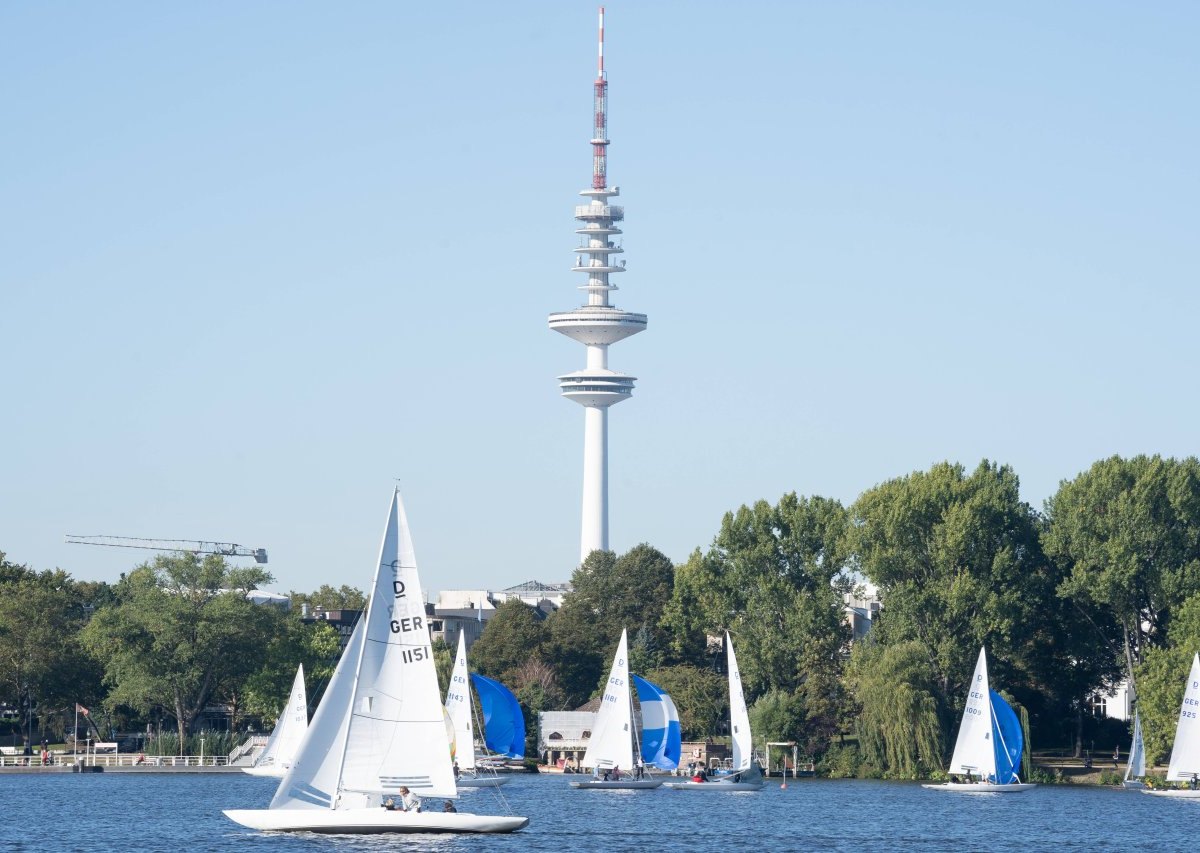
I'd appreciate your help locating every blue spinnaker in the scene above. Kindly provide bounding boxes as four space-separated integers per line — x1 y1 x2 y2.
632 674 682 770
470 673 526 759
990 690 1024 785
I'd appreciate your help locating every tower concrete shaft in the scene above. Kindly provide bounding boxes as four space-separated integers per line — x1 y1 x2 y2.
548 7 647 564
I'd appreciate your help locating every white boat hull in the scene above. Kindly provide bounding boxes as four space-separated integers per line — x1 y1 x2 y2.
1142 788 1200 798
662 779 763 791
223 807 528 834
922 782 1037 793
241 765 285 778
457 776 510 788
570 778 663 790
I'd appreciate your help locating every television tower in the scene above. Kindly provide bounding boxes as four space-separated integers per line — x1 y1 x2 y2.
548 7 647 565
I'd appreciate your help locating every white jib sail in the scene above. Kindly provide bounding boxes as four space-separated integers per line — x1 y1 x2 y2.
727 633 753 771
1126 711 1145 781
1167 653 1200 781
337 490 458 803
948 646 996 780
271 618 365 810
259 664 308 771
580 629 634 772
445 630 475 771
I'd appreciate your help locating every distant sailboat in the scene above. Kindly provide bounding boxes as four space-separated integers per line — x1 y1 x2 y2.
1144 653 1200 799
444 630 522 788
223 490 528 833
923 646 1036 793
1123 711 1146 789
664 633 763 791
244 664 308 778
570 629 663 789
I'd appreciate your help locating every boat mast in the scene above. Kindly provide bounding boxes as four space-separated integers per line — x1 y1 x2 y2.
330 490 398 806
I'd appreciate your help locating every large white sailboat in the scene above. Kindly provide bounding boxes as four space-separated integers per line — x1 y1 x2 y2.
1144 653 1200 798
923 646 1036 793
571 629 663 790
243 664 308 778
224 490 528 834
445 630 516 788
664 632 763 791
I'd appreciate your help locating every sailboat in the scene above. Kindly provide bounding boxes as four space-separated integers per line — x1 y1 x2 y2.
1144 653 1200 798
922 646 1036 793
1122 711 1146 789
664 632 764 791
224 490 528 833
444 630 522 788
632 674 681 772
570 629 664 789
244 664 308 778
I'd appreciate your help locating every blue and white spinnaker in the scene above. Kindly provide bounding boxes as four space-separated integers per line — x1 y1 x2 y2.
632 674 681 771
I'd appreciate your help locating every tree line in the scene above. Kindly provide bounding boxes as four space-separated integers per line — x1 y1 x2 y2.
2 454 1198 776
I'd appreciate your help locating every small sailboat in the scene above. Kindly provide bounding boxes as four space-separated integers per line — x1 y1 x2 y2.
243 664 308 778
224 490 528 834
632 674 681 772
444 631 522 788
664 632 764 791
1144 653 1200 798
570 629 663 789
1123 711 1146 789
922 646 1036 793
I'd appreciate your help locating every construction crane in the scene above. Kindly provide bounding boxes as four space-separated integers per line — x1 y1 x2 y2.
65 535 268 564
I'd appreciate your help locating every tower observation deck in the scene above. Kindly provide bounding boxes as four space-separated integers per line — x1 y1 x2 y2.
548 7 647 564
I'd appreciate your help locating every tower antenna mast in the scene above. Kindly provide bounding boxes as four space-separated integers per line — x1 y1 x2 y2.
592 7 608 190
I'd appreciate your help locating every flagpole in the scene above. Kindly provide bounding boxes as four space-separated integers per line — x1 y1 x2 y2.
73 704 79 757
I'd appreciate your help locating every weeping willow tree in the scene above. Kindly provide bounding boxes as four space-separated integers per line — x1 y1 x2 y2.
848 640 944 777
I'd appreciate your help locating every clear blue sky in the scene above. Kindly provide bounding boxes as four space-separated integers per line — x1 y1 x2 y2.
2 2 1196 596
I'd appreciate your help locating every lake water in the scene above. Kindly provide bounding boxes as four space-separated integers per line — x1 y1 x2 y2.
0 772 1188 852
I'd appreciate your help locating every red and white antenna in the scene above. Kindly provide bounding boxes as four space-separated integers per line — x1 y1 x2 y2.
591 6 609 190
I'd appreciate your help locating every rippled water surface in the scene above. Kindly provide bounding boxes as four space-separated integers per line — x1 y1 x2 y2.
0 772 1189 852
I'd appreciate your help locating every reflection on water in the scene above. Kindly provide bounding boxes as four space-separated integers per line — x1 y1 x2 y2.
0 772 1194 852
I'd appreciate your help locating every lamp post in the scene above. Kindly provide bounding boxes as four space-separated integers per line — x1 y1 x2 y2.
199 736 205 767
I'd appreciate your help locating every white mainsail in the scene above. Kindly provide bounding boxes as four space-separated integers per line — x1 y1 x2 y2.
1166 653 1200 782
580 629 634 772
253 665 308 773
727 633 753 771
445 630 476 772
948 647 996 780
271 490 456 810
272 617 365 809
1126 711 1146 782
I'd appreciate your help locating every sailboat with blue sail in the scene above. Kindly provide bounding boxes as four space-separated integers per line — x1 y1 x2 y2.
923 646 1036 793
444 630 524 788
570 629 664 789
632 674 681 772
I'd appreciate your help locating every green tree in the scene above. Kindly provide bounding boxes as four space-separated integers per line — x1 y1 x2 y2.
470 599 550 685
640 665 726 740
661 494 852 752
1046 455 1200 686
0 558 106 742
239 617 342 727
847 639 944 778
80 553 277 742
549 545 676 706
289 584 366 612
